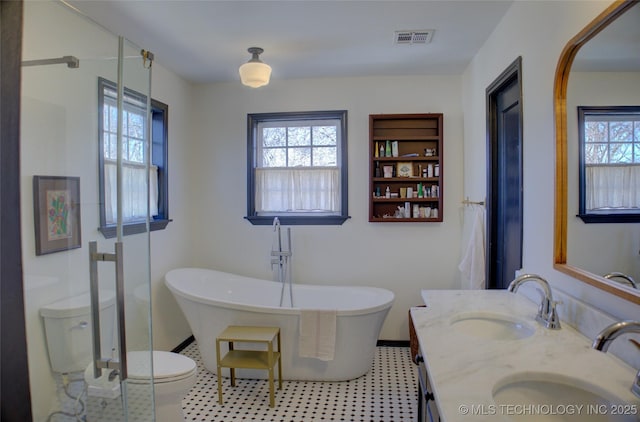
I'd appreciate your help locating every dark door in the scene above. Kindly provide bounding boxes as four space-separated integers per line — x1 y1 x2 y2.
486 58 523 290
1 1 34 420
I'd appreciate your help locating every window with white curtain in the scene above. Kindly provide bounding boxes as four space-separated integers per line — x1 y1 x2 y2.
578 105 640 223
98 78 170 237
246 111 349 225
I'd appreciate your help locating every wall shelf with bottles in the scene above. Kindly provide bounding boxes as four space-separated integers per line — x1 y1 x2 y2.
369 114 443 222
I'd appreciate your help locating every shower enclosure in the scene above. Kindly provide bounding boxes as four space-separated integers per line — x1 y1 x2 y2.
21 1 155 420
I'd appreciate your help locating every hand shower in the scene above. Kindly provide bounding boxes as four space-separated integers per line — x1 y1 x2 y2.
270 217 293 307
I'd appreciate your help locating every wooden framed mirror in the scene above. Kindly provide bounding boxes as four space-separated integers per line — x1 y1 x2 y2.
554 0 640 304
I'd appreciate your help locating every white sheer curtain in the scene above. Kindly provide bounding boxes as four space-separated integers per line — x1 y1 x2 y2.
255 167 340 213
104 162 158 224
586 165 640 210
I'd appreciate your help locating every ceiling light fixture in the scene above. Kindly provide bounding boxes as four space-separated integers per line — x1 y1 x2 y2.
239 47 272 88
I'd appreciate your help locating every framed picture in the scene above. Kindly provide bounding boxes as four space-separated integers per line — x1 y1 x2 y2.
396 162 413 177
33 176 81 255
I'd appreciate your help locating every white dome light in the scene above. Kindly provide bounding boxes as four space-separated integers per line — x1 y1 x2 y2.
239 47 272 88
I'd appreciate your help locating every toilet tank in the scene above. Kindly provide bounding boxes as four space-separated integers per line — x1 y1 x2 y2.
40 290 116 373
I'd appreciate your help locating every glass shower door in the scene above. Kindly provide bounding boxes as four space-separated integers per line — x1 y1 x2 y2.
21 1 154 421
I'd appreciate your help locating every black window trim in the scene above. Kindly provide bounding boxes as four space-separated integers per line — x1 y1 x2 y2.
245 110 350 226
98 77 171 238
577 105 640 223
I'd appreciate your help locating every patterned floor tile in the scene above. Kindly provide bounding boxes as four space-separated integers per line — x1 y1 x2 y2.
181 342 417 422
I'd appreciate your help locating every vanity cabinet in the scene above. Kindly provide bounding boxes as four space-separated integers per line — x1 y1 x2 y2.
369 114 443 222
417 354 441 422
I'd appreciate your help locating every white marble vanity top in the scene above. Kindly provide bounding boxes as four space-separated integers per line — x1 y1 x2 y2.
411 290 640 421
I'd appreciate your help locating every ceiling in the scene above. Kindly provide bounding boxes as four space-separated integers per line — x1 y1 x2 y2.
65 0 514 84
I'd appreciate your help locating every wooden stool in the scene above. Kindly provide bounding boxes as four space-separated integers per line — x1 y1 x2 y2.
215 325 282 407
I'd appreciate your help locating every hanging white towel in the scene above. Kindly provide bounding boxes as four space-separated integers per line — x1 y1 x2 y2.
458 204 486 289
298 310 337 361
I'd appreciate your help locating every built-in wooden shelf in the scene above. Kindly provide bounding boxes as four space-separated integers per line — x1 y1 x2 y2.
369 114 444 222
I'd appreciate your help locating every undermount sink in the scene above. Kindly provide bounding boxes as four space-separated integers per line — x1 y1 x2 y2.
493 372 637 421
450 312 535 340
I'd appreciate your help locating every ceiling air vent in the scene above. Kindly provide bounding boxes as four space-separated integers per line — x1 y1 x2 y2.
394 30 434 45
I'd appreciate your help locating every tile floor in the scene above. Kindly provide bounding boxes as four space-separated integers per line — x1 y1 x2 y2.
180 342 418 422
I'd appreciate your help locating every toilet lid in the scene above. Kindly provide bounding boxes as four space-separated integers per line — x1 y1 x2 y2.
127 351 196 382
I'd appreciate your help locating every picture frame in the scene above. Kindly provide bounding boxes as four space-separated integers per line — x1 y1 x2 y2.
33 176 81 255
396 162 413 177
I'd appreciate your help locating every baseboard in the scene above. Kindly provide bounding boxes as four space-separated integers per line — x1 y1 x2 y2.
172 335 195 353
376 340 410 347
174 336 407 352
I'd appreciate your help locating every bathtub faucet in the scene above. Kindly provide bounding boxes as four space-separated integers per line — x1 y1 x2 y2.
271 217 291 268
271 217 294 307
271 217 282 268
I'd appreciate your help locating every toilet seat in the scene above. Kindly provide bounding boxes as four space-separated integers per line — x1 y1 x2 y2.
127 351 197 384
84 350 197 422
85 351 197 385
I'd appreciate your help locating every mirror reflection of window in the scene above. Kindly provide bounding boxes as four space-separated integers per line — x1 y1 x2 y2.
578 105 640 222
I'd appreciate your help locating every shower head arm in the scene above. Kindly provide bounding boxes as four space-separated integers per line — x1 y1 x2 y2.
22 55 79 68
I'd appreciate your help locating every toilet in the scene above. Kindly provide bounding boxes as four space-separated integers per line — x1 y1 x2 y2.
40 290 197 422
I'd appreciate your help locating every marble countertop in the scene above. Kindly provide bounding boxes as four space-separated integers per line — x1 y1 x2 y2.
411 290 640 421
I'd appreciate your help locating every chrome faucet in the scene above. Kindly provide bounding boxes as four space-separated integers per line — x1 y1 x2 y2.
603 272 638 289
507 274 561 329
592 320 640 398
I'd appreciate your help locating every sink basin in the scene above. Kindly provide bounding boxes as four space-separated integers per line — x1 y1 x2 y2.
450 312 535 340
493 372 637 421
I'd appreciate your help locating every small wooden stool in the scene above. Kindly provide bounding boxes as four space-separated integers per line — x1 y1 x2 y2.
215 325 282 407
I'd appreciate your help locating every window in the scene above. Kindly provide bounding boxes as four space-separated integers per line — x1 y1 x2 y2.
246 110 349 225
578 106 640 223
98 78 170 237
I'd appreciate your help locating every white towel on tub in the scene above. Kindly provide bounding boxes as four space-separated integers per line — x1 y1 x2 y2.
299 310 337 361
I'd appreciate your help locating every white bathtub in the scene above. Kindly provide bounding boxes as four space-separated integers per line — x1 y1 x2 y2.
165 267 394 381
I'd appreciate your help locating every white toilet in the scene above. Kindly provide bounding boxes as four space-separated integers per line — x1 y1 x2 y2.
41 290 197 422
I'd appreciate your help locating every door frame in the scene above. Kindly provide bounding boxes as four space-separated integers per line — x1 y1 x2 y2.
1 1 34 420
485 56 524 289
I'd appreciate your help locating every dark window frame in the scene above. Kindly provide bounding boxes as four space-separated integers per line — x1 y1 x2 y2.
578 105 640 223
246 110 350 226
98 77 170 237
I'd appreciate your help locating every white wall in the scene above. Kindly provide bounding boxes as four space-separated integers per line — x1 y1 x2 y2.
146 64 196 350
187 75 464 340
461 0 639 329
21 2 193 420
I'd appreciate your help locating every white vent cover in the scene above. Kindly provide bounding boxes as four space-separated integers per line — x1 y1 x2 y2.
394 30 434 45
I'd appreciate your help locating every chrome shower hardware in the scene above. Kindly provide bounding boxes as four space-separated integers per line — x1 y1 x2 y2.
22 55 79 68
271 218 293 307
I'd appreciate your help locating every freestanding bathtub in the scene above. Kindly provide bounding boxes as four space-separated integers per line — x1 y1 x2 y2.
165 267 394 381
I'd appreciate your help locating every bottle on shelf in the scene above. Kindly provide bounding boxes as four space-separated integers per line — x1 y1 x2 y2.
369 113 443 223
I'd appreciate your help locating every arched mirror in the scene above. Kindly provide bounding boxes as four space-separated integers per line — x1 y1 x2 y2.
554 0 640 304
